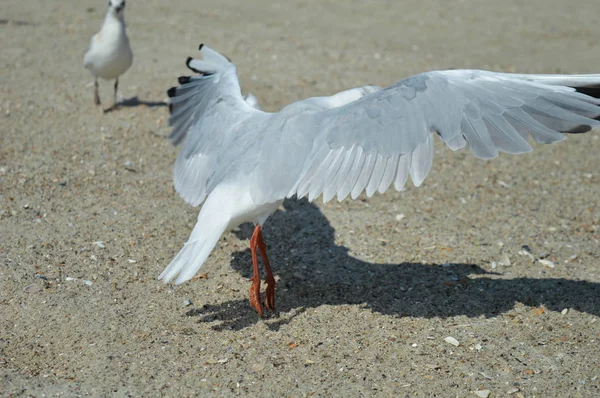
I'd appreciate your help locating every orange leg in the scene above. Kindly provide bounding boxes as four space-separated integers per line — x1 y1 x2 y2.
256 227 276 313
248 225 276 316
249 226 263 317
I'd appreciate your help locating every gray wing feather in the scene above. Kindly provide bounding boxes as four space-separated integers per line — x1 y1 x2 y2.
167 45 260 207
169 49 599 209
277 70 600 203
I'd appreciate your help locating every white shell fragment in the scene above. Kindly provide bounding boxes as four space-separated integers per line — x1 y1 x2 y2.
539 259 555 268
474 390 491 398
444 336 460 347
94 241 106 249
499 253 511 266
518 246 536 262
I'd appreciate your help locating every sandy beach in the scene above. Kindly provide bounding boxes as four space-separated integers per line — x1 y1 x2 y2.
1 0 599 396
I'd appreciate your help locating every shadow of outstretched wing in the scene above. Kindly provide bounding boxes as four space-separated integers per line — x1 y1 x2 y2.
185 199 600 331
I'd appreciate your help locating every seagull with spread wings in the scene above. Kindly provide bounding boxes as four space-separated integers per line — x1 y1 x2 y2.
161 44 599 316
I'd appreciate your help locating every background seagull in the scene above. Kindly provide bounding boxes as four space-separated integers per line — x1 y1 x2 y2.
161 44 599 317
83 0 133 111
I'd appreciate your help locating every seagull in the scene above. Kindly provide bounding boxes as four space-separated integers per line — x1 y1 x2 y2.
160 44 600 317
83 0 133 110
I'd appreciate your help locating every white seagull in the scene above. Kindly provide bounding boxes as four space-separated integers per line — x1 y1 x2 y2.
161 44 599 316
83 0 133 110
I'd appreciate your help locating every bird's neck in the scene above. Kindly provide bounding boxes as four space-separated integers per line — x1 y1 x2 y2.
104 12 126 28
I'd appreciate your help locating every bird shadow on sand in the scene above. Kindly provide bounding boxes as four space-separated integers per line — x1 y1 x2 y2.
185 199 599 331
103 96 167 113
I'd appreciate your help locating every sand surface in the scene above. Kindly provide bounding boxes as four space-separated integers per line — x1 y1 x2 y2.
1 0 599 396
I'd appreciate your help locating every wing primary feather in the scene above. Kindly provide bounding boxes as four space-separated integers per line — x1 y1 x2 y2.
377 154 399 194
409 133 434 186
307 148 344 202
483 114 532 154
504 108 565 143
295 146 331 198
319 148 350 202
393 154 411 191
461 115 499 159
351 152 376 199
336 147 365 201
322 146 357 203
365 153 386 197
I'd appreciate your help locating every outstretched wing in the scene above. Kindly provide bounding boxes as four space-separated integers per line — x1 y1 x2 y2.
166 45 260 207
279 70 600 203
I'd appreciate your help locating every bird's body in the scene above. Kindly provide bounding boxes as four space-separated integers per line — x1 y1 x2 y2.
83 0 132 108
162 44 600 315
84 17 132 80
160 178 283 284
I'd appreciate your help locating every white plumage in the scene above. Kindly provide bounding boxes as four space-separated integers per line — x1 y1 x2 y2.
162 44 599 315
83 0 133 109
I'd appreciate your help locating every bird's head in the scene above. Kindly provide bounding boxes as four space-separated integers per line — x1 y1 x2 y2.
108 0 126 17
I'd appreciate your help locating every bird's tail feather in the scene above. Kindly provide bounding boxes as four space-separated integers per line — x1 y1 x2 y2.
159 207 229 284
185 44 233 76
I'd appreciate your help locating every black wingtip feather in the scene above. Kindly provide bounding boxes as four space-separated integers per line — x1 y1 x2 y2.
178 76 191 84
168 103 173 114
185 56 201 74
199 43 204 51
575 86 600 99
167 87 177 98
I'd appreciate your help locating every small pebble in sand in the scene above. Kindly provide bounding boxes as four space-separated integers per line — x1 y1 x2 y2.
184 299 192 307
395 213 405 221
84 280 93 286
251 363 265 372
561 308 568 315
444 336 460 347
23 284 43 293
518 245 535 262
474 390 491 398
538 259 555 268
